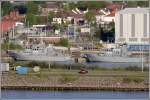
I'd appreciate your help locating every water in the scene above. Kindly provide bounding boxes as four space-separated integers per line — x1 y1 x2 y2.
1 90 148 99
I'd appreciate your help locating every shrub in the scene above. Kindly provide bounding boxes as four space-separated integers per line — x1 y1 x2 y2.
125 66 142 71
88 66 107 71
59 74 77 84
112 67 124 71
55 38 69 47
50 63 84 70
1 42 23 51
122 77 144 83
27 61 49 68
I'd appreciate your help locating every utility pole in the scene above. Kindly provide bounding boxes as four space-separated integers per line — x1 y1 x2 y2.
141 45 144 72
0 1 2 99
148 0 150 98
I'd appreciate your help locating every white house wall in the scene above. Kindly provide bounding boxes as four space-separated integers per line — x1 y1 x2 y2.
115 8 149 45
104 17 115 22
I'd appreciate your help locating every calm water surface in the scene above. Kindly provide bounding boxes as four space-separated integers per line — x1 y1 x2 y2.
1 90 148 99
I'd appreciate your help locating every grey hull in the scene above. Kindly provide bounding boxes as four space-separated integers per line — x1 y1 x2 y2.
86 54 146 63
10 52 73 62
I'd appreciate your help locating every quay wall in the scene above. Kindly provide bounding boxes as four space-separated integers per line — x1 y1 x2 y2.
2 86 148 91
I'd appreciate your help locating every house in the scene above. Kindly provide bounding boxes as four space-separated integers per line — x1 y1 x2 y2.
106 3 124 12
52 17 62 24
1 10 25 37
0 62 9 72
1 21 16 33
100 8 111 15
28 36 63 44
115 8 149 46
81 27 90 33
68 25 75 36
95 8 117 24
95 3 125 24
95 8 112 24
67 8 89 25
41 2 59 16
69 13 85 25
1 21 16 38
51 11 70 24
3 10 25 22
80 24 91 33
50 8 87 25
103 11 115 22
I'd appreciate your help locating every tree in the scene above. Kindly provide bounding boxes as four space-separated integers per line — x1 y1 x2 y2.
127 1 148 7
25 1 39 26
26 13 36 26
48 12 56 22
84 11 96 43
14 4 27 14
52 23 60 31
137 1 148 7
56 38 69 47
1 42 23 51
2 1 13 16
35 15 47 24
78 1 108 9
94 28 102 40
84 11 96 25
63 3 70 11
68 2 77 10
61 20 70 31
26 1 39 14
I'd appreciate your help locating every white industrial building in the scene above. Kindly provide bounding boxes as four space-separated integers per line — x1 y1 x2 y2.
115 8 149 45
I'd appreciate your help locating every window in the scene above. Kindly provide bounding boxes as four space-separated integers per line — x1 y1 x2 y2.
129 38 137 42
131 14 135 37
143 14 147 37
120 14 123 37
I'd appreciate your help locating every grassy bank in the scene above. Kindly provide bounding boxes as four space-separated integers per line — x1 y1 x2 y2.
2 69 148 91
2 60 148 91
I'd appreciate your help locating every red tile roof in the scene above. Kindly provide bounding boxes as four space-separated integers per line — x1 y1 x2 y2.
69 12 84 18
106 11 116 17
47 2 59 9
107 4 122 11
3 11 24 22
1 21 16 33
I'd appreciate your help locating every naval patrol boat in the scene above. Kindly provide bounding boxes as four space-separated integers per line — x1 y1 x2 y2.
7 44 73 62
84 44 147 63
